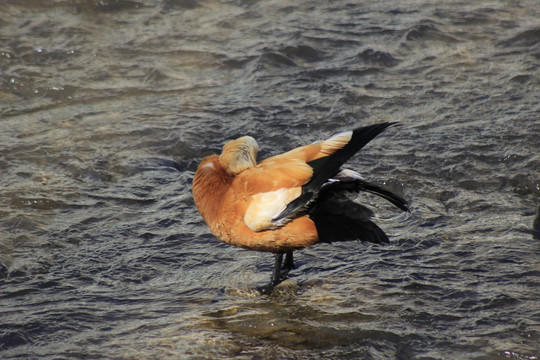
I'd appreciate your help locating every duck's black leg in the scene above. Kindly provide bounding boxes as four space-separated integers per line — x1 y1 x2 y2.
257 252 284 294
271 252 284 284
282 251 295 275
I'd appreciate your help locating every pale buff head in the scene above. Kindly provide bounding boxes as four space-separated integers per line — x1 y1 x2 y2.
218 136 259 175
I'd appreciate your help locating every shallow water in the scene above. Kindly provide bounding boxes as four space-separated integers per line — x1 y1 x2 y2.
1 0 539 359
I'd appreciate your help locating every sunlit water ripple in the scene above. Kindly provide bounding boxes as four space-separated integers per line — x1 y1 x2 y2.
1 0 539 359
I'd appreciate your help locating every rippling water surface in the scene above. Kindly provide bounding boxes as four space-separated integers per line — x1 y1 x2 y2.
1 1 539 359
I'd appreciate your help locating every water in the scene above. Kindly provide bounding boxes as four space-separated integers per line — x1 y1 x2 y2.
1 0 539 359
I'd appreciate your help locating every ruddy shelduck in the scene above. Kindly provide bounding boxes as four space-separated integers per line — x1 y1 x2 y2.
192 122 409 293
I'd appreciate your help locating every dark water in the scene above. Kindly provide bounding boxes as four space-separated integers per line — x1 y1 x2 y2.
1 0 539 359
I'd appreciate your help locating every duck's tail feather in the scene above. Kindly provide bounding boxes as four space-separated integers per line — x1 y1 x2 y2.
309 199 389 244
320 175 409 212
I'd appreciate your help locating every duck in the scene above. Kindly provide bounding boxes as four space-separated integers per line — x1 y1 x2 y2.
192 122 409 293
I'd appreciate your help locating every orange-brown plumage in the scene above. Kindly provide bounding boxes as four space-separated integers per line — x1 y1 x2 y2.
192 123 408 292
193 144 319 253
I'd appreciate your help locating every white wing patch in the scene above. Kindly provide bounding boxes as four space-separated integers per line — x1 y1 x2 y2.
319 130 352 156
331 169 365 181
244 187 302 232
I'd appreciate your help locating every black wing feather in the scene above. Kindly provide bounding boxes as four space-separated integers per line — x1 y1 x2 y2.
320 178 409 212
274 122 397 222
